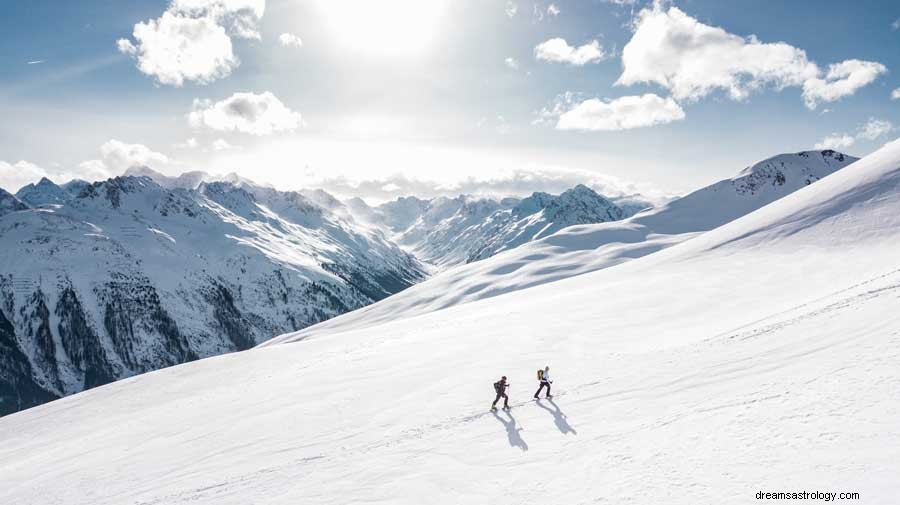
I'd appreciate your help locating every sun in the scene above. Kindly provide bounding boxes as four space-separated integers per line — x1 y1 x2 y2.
315 0 448 57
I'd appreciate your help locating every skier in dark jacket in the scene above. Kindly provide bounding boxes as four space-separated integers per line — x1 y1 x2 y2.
534 366 552 399
491 376 510 410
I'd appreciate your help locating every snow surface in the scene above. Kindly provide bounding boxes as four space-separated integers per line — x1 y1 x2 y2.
267 150 857 339
1 143 898 504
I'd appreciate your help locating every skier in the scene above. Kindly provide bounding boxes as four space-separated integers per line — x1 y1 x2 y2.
491 376 510 411
534 365 552 399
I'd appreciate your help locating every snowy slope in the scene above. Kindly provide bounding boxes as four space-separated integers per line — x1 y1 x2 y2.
268 150 858 338
357 185 626 267
0 175 425 415
0 188 28 217
1 141 898 504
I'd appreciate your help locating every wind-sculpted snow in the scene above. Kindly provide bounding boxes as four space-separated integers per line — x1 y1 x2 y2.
1 142 898 504
0 175 425 415
268 150 858 343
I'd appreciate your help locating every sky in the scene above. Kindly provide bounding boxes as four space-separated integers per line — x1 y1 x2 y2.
1 0 899 202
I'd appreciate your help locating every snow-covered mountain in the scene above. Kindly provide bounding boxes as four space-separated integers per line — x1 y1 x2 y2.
2 141 897 504
0 175 425 415
354 184 627 267
0 188 28 217
270 150 858 337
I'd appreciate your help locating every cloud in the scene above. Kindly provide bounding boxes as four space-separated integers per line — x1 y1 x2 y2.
26 60 45 65
0 160 54 192
893 18 900 30
891 87 900 100
174 137 200 149
856 118 893 141
534 38 606 65
117 0 264 86
814 117 894 150
504 57 519 69
547 4 560 16
814 134 855 150
189 91 303 135
0 159 115 193
540 93 685 131
505 1 518 18
801 60 887 109
279 33 303 48
212 138 236 150
617 5 885 109
314 166 664 204
90 139 172 173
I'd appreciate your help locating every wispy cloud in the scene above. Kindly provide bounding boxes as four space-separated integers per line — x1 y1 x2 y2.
815 117 894 150
505 1 518 18
26 60 45 65
313 166 663 204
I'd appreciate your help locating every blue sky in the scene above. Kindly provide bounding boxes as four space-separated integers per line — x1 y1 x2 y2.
1 0 898 200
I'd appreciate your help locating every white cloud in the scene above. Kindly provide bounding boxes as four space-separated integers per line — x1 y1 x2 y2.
117 0 264 86
857 118 893 141
212 138 236 150
504 57 519 69
534 38 606 65
279 33 303 48
547 4 560 16
189 91 303 135
814 117 894 150
174 137 200 149
96 139 172 172
891 87 900 100
814 134 855 150
505 1 518 18
617 5 885 109
0 159 115 193
0 161 55 193
544 93 685 131
801 60 886 109
892 18 900 30
315 166 661 204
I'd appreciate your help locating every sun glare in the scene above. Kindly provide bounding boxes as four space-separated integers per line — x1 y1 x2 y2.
316 0 448 57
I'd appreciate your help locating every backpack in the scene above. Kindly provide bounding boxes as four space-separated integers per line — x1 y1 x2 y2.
494 381 503 394
537 369 544 381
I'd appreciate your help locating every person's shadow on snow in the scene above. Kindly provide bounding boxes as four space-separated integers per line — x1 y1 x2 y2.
492 410 528 451
536 399 577 435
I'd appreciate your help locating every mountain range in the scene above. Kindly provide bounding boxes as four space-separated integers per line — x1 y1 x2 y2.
1 140 896 504
0 169 644 415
